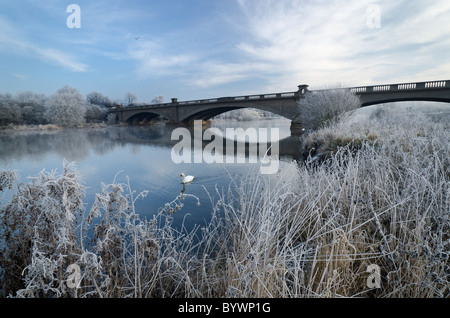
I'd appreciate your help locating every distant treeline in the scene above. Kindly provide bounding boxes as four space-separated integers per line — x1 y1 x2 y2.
0 85 284 127
0 86 164 127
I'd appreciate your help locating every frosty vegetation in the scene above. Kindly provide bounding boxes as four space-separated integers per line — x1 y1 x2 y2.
0 84 270 128
214 108 281 121
46 86 88 127
1 96 448 297
0 86 157 128
297 88 361 131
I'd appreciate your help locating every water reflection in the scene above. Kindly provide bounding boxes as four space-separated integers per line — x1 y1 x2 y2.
0 119 301 230
0 120 302 164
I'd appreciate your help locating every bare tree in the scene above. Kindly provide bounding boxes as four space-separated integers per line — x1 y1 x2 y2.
124 92 138 107
46 86 87 127
86 92 112 108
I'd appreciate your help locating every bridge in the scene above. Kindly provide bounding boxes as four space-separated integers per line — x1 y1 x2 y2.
110 79 450 134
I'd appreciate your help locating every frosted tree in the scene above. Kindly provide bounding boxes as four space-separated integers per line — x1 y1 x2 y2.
0 93 22 126
15 91 48 125
46 86 87 127
298 88 361 130
151 96 165 104
85 104 108 123
85 92 110 122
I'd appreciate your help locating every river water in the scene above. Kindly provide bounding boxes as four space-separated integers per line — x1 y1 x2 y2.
0 119 301 230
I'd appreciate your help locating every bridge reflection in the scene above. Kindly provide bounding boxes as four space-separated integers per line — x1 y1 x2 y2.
0 124 303 165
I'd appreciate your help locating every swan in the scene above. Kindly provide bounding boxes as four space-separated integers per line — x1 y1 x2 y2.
180 173 195 184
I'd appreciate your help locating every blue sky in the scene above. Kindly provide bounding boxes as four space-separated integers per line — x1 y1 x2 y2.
1 0 450 103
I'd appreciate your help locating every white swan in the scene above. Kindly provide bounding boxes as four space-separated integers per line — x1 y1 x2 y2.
180 173 195 184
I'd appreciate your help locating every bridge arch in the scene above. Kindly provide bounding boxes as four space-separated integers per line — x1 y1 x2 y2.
180 106 292 122
182 107 245 122
360 95 450 107
125 111 163 125
354 80 450 107
178 101 298 123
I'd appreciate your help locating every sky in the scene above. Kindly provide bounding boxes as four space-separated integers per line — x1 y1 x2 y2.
1 0 450 103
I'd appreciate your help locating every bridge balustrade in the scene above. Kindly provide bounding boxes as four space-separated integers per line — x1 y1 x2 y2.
350 87 367 93
373 85 391 91
398 83 417 90
425 81 447 88
347 80 449 95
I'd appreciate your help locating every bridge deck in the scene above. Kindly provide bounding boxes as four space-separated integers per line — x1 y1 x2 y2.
115 91 299 111
110 79 450 125
112 79 449 111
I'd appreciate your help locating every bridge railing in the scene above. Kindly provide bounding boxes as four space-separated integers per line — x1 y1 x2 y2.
115 91 299 110
424 81 447 88
398 83 416 90
176 92 297 105
350 80 448 94
112 80 449 111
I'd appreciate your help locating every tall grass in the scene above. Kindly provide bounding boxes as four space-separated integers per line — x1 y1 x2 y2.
202 112 449 297
0 108 448 298
0 165 203 298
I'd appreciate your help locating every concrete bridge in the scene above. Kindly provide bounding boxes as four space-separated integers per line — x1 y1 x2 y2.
110 79 450 133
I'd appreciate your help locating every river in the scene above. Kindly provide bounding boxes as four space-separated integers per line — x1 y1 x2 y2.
0 119 301 231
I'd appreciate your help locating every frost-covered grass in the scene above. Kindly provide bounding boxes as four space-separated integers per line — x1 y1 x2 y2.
0 164 203 298
201 111 449 297
0 108 449 298
300 106 449 163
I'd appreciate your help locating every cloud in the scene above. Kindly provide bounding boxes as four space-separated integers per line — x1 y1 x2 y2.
180 0 375 90
12 73 29 80
230 0 380 87
0 15 87 72
128 40 194 77
191 0 450 91
32 47 88 72
188 62 268 88
2 0 449 97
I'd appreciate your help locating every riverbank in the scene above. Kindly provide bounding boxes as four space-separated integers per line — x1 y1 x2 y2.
0 122 120 132
1 106 449 298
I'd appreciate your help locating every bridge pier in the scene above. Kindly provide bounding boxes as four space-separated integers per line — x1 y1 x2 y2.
298 84 309 95
289 85 309 135
290 117 305 136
